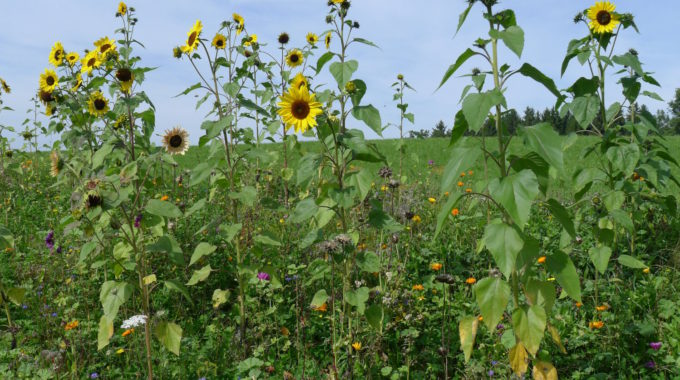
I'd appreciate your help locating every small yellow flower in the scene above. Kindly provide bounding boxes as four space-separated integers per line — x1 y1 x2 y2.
587 1 620 35
244 34 257 47
212 33 227 49
118 2 127 15
306 33 319 45
430 263 443 271
428 197 436 204
279 218 285 224
116 348 125 354
381 185 387 192
643 267 650 274
411 215 421 223
352 342 361 351
412 284 424 291
547 277 556 282
465 277 476 285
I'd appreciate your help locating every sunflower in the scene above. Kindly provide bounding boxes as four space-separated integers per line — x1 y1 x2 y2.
118 2 127 15
277 86 322 134
286 49 304 68
46 103 56 116
162 127 190 155
39 69 59 92
49 151 63 177
71 74 82 92
65 52 79 67
278 32 290 45
0 78 10 94
182 20 203 53
291 72 308 90
39 89 54 104
212 33 227 49
306 33 318 46
332 0 344 3
587 1 620 34
87 91 109 117
81 50 102 75
325 32 332 50
244 34 257 47
233 13 244 35
94 37 117 58
116 68 134 93
49 42 65 67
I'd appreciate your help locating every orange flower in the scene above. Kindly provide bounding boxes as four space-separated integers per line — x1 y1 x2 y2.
537 256 546 264
280 326 290 336
589 321 604 329
595 305 609 312
457 181 464 187
460 172 466 177
160 195 169 201
314 303 328 312
451 208 459 216
465 277 476 285
122 328 134 337
465 188 472 193
478 316 483 322
412 284 424 291
444 191 450 196
64 320 79 331
575 302 583 308
381 243 387 250
468 170 474 176
430 263 443 271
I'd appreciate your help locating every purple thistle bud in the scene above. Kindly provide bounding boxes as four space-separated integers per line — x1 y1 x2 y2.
22 304 28 309
487 369 494 376
649 342 662 350
56 245 62 254
45 230 55 250
134 214 142 228
257 272 270 281
428 159 435 166
90 373 99 379
645 360 655 369
496 324 504 330
51 312 57 317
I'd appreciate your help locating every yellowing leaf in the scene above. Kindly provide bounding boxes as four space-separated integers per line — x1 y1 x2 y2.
509 342 529 376
547 323 566 354
532 361 558 380
459 316 479 363
143 274 157 285
97 315 113 350
212 289 230 309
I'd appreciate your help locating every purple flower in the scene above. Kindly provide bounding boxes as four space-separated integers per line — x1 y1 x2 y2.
134 214 142 228
645 360 655 369
257 272 270 281
22 304 28 309
488 369 494 376
428 160 435 166
90 373 99 379
491 360 498 366
45 230 55 250
56 245 62 254
649 342 662 350
496 324 505 330
51 312 57 317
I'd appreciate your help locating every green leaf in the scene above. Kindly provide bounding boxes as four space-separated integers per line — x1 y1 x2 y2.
315 51 335 74
184 198 206 218
435 192 463 238
97 315 113 350
546 251 581 303
483 220 524 279
569 95 600 128
475 277 511 331
189 242 217 266
351 105 382 136
525 279 556 315
100 281 133 319
92 143 114 169
329 60 358 87
254 233 282 247
368 207 404 233
462 89 505 132
438 48 478 90
310 289 329 308
492 25 524 58
618 255 647 269
512 305 547 356
545 199 575 237
489 170 540 229
146 199 182 219
174 82 202 97
517 63 563 101
212 289 230 309
449 110 469 147
357 251 380 273
606 143 639 177
459 316 479 363
154 321 182 356
621 77 641 103
147 235 184 266
164 280 192 303
352 38 380 49
345 287 369 314
349 79 367 107
290 198 319 223
186 265 212 286
6 287 26 305
519 123 564 173
456 3 473 35
229 186 257 207
589 245 612 274
365 304 385 331
612 53 644 76
440 147 480 194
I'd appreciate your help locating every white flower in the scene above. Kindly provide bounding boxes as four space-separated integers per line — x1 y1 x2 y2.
121 314 147 329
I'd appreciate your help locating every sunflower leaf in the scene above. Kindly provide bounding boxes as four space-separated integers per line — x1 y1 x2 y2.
437 48 477 90
351 105 382 136
455 3 473 36
329 60 358 88
352 38 380 50
315 52 335 74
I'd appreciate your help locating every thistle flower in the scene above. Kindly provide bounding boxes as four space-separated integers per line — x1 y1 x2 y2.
257 272 270 281
134 214 142 228
45 230 55 250
649 342 662 350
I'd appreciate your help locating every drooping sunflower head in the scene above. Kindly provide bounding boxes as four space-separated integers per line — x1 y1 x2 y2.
244 34 257 47
81 50 102 75
306 33 318 46
286 49 304 68
172 46 183 59
94 37 117 58
162 127 190 155
587 1 620 34
233 13 244 34
182 20 203 53
277 86 323 134
278 32 290 45
0 78 10 94
291 72 309 90
117 2 127 16
83 190 103 210
325 32 332 50
39 69 59 93
212 33 227 49
65 52 80 67
39 89 54 104
49 42 65 67
87 91 109 117
49 151 63 177
116 68 134 93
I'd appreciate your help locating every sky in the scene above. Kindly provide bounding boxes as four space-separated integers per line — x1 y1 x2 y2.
1 0 679 149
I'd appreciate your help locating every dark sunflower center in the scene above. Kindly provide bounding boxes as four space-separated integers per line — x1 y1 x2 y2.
94 98 106 110
596 10 611 25
100 44 111 53
291 100 310 120
46 76 55 86
87 194 102 208
291 54 300 63
169 135 183 148
217 39 224 47
88 58 96 67
54 51 62 61
40 90 53 102
116 68 132 82
188 32 197 46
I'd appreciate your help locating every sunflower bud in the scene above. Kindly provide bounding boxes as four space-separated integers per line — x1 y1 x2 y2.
472 68 481 76
345 81 357 93
353 21 360 29
397 74 404 81
628 48 639 57
278 32 290 45
172 47 182 59
325 15 333 24
573 12 585 24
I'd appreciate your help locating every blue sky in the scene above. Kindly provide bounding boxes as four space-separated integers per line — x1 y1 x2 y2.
1 0 678 148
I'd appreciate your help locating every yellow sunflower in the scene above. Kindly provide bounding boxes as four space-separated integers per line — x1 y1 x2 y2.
277 86 322 134
118 2 127 15
45 103 55 116
291 72 308 90
88 91 109 117
81 50 102 75
286 49 304 68
66 52 79 67
0 78 10 94
306 33 318 46
162 127 190 155
212 33 227 49
49 151 63 177
94 37 117 58
71 74 82 92
325 32 332 50
39 69 59 92
182 20 203 53
244 34 257 47
233 13 244 35
332 0 344 3
116 68 134 93
49 42 65 67
587 1 620 34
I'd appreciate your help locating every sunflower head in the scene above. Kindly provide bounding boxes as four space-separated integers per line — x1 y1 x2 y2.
94 37 117 58
286 49 304 68
81 50 102 75
306 33 319 46
83 190 103 210
325 32 332 50
71 74 82 92
277 86 323 134
39 89 54 104
116 68 134 93
173 46 183 59
587 1 620 34
162 127 190 155
88 91 109 117
212 33 227 49
49 42 65 67
39 69 59 93
49 151 63 177
291 73 309 90
278 32 290 45
232 13 244 34
117 2 127 16
182 20 203 53
65 52 80 67
244 34 257 47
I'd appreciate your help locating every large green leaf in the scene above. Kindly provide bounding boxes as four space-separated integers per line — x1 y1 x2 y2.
462 90 505 132
606 143 640 177
189 242 217 266
475 277 511 331
569 95 600 128
154 321 182 356
512 305 547 356
98 315 113 350
545 199 576 237
546 251 581 302
525 279 556 315
483 220 524 279
310 289 329 308
438 48 478 90
365 304 385 331
489 170 540 229
345 287 370 314
186 265 212 286
493 25 524 58
519 123 564 173
351 105 382 136
100 281 133 319
588 245 612 274
517 63 562 100
329 60 358 87
290 198 319 223
618 254 647 269
146 199 182 219
440 147 480 194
